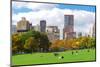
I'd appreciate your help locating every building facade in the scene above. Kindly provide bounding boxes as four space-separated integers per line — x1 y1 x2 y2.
92 22 96 37
33 24 40 32
40 20 46 32
78 32 82 37
17 17 31 32
63 15 75 39
46 26 60 42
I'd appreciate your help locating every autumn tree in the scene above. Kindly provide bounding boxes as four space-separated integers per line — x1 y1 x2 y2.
12 33 23 54
24 37 38 53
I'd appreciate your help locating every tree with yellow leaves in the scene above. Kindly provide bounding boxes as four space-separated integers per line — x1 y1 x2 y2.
24 37 38 53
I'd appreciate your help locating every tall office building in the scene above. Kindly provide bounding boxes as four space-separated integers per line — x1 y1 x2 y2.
63 15 75 39
92 22 96 37
17 17 31 32
29 23 32 30
46 26 60 42
40 20 46 32
78 32 82 37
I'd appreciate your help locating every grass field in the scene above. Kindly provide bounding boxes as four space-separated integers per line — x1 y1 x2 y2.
12 49 96 66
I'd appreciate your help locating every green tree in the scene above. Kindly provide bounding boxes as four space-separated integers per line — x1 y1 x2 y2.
39 33 51 52
12 30 51 54
79 36 96 49
24 37 38 53
88 37 96 48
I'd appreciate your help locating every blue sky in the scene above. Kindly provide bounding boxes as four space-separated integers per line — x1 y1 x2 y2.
12 7 33 14
57 4 96 12
12 2 96 14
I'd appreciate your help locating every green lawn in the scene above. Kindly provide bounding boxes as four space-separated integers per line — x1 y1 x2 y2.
12 49 96 66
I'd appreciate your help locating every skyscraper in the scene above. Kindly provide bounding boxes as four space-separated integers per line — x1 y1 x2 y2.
63 15 75 39
64 15 74 28
78 32 82 37
17 17 31 32
92 22 96 37
40 20 46 32
46 26 60 42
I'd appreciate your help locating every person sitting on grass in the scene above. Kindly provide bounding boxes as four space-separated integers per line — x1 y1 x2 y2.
61 56 64 59
72 51 74 55
54 52 59 56
58 56 64 59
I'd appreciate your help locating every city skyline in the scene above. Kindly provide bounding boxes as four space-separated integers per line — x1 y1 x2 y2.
12 1 96 39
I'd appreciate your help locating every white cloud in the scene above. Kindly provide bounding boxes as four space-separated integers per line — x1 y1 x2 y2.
12 1 57 11
12 2 95 39
12 9 95 32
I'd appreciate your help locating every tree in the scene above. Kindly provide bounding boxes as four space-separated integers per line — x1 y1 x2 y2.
79 36 96 49
20 30 41 52
72 40 80 49
24 37 38 53
20 31 41 44
12 33 23 54
39 33 51 52
91 37 96 48
87 37 96 48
